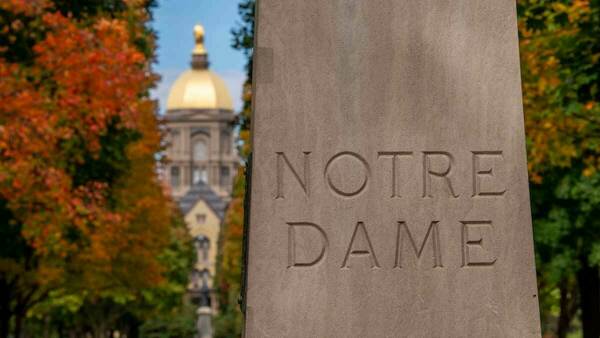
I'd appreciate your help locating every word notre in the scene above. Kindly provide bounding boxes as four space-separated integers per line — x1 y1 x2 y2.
275 150 507 199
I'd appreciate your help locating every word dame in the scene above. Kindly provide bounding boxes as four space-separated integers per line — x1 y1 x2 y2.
287 219 497 270
245 1 541 337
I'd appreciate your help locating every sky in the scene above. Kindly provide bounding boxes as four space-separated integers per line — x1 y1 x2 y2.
151 0 246 113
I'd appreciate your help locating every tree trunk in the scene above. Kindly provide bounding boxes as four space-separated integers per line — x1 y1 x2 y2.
0 310 9 338
557 278 577 338
0 281 11 338
577 257 600 338
43 315 51 338
14 310 24 338
93 322 107 338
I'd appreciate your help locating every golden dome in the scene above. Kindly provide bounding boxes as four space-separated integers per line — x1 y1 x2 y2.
166 24 233 111
167 70 233 111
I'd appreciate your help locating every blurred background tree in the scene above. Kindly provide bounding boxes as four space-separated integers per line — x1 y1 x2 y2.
0 0 194 337
519 0 600 337
213 1 254 338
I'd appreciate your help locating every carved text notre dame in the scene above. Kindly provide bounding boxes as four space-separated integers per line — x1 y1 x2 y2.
276 150 505 270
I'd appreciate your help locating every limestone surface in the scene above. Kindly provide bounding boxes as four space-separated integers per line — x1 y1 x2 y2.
245 1 541 337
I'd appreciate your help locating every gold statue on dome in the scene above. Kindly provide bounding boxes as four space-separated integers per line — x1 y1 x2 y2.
193 24 207 56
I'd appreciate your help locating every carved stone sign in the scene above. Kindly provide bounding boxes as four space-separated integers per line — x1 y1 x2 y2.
245 1 541 337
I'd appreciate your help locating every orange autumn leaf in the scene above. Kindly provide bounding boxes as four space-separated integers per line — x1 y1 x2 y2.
0 0 176 297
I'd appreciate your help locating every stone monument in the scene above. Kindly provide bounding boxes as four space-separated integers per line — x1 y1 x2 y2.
245 1 541 337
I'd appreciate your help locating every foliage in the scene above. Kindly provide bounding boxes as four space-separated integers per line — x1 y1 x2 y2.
0 0 193 336
214 175 246 338
519 0 599 182
22 217 194 337
139 303 197 338
229 0 254 159
213 1 254 337
519 0 600 336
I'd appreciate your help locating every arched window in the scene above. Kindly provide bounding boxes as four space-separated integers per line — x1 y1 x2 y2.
193 140 207 161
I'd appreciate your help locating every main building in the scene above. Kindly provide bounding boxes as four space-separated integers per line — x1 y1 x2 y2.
163 24 238 338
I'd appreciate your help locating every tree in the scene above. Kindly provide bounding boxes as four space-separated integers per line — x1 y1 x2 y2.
214 1 254 337
519 0 600 337
0 1 193 336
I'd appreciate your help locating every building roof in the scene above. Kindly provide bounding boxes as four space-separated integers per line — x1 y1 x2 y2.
166 24 233 111
167 69 233 111
178 181 227 221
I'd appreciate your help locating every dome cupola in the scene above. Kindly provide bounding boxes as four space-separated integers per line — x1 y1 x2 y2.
166 24 233 111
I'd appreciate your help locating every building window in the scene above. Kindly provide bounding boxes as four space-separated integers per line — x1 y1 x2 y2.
170 129 181 154
196 214 206 225
221 131 231 154
200 269 210 286
195 235 210 263
193 140 207 161
191 269 201 290
193 166 208 184
170 166 180 188
201 240 210 261
220 166 230 187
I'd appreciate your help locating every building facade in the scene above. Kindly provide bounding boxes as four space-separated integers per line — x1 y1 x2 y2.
163 24 238 338
165 24 238 201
